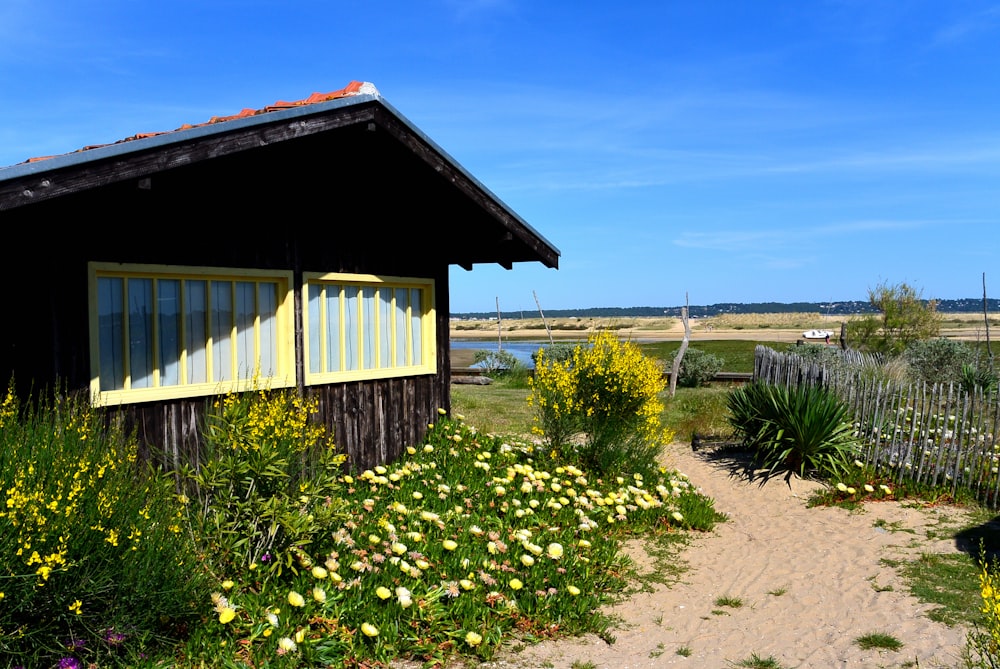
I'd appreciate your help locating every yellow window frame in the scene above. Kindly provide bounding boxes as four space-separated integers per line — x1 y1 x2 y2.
302 272 436 384
87 262 295 405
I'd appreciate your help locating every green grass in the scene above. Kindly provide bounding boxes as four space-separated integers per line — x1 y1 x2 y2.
638 340 796 374
661 386 732 441
731 653 786 668
766 587 787 596
891 552 984 626
451 380 533 436
854 632 904 651
714 595 744 608
676 646 692 657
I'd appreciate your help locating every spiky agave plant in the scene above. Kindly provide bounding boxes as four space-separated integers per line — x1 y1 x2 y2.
759 383 857 481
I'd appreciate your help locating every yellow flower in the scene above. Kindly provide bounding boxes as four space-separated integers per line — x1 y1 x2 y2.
222 579 235 590
509 578 523 590
361 622 379 637
376 586 392 600
295 628 307 643
287 590 306 607
312 566 328 579
546 543 564 559
68 600 83 615
672 511 684 522
864 484 875 493
443 539 458 551
312 587 326 603
836 482 848 492
465 631 483 646
219 607 236 624
520 554 535 567
567 585 581 596
278 637 297 653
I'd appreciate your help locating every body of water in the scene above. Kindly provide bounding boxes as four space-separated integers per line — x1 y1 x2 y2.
450 340 557 368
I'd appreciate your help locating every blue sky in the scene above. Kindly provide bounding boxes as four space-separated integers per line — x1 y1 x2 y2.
3 1 999 313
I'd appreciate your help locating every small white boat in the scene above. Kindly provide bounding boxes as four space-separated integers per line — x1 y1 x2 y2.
802 329 835 340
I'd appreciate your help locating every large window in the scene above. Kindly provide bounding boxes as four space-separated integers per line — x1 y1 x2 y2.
88 263 294 404
303 273 436 383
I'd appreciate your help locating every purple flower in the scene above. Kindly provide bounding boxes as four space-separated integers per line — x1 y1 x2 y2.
58 658 82 669
104 628 126 645
262 553 272 563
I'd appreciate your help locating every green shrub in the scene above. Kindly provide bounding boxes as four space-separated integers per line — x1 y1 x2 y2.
0 384 203 668
530 331 673 478
903 338 976 385
532 343 576 365
727 382 858 480
473 349 520 377
177 388 351 584
677 348 724 387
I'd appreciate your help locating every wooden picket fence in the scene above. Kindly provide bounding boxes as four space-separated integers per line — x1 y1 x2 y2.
754 345 1000 508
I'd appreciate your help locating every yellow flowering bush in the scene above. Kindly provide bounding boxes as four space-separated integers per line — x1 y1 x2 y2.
179 387 351 581
530 331 674 477
0 384 203 667
970 557 1000 668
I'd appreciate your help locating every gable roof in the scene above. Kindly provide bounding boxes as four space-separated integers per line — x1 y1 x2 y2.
0 81 559 269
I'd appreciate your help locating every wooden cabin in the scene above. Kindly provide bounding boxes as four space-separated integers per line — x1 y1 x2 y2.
0 81 559 470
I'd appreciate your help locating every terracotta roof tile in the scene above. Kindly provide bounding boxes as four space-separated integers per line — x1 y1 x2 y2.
23 81 371 165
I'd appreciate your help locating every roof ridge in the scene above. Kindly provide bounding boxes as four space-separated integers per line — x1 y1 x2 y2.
22 81 378 165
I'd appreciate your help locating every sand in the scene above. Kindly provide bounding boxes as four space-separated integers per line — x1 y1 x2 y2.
482 443 978 669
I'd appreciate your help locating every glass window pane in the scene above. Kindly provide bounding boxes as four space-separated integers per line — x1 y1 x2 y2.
211 281 233 382
362 287 376 369
97 277 125 391
344 287 359 370
235 281 255 380
185 280 208 384
158 279 181 386
259 282 277 378
128 278 154 389
325 285 341 373
394 288 408 367
379 288 392 368
307 283 322 374
410 288 422 366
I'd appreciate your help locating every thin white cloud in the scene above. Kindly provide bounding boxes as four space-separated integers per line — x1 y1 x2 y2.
933 5 1000 45
673 219 927 252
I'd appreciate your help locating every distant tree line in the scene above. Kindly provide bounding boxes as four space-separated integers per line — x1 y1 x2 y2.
452 298 1000 321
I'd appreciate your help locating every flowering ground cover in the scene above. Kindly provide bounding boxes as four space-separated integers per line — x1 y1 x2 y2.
0 382 724 668
183 413 724 667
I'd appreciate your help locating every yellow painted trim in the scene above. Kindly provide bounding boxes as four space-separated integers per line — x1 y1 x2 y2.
88 262 295 406
302 272 437 385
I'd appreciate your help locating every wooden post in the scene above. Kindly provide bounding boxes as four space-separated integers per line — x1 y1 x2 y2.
984 273 994 372
533 290 553 345
496 297 502 352
669 295 691 398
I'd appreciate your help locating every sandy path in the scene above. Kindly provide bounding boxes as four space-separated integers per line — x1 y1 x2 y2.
487 443 977 669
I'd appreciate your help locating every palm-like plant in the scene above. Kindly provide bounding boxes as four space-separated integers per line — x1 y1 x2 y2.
727 382 857 481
